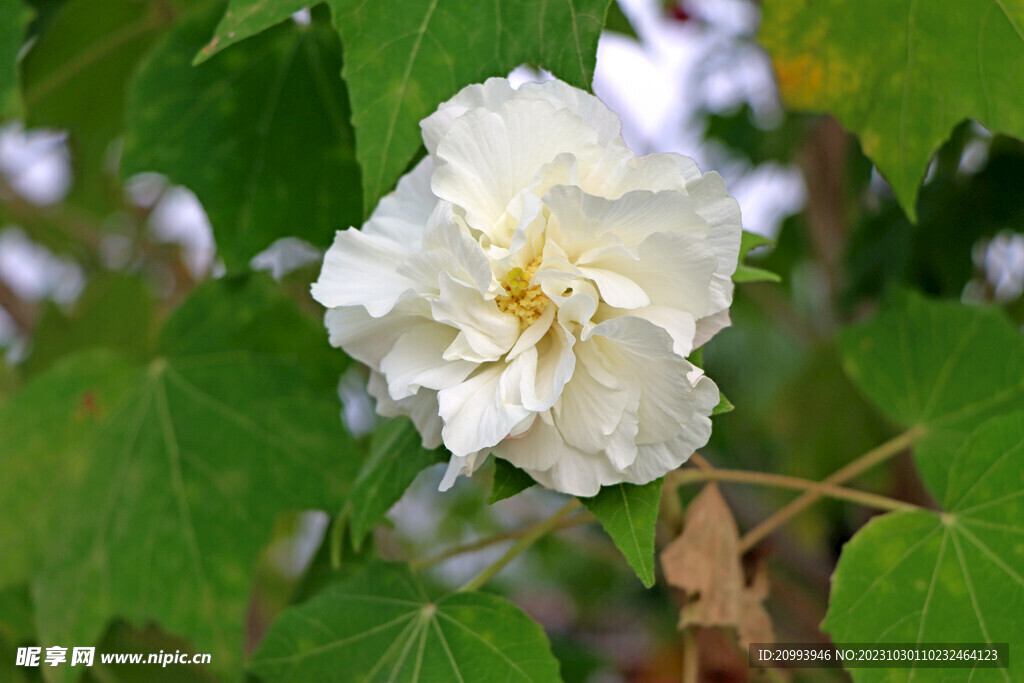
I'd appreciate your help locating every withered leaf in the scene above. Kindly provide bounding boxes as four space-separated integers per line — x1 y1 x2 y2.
660 483 774 647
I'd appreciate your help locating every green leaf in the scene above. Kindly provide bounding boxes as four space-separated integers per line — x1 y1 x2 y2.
759 0 1024 220
733 265 781 284
347 417 443 550
158 271 348 389
711 391 734 416
123 2 361 269
328 0 612 212
580 479 661 588
603 0 638 40
489 458 537 504
739 229 773 261
23 273 156 377
0 0 28 119
839 291 1024 500
20 0 172 210
0 276 362 676
250 562 562 682
824 412 1024 681
0 585 34 683
734 230 780 283
194 0 309 63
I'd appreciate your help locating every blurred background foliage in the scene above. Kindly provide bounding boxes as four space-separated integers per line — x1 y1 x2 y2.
0 0 1022 681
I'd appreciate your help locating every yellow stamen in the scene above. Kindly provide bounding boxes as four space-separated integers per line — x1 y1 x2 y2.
496 257 549 328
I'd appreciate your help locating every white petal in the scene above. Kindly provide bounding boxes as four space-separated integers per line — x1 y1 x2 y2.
439 450 486 491
438 362 532 456
580 232 718 317
362 156 436 245
544 185 706 258
552 339 632 454
432 98 600 240
432 273 519 362
517 79 627 148
622 376 717 484
685 170 742 313
421 78 516 155
368 371 443 449
324 305 421 367
585 315 695 444
312 228 415 316
401 203 494 294
604 400 640 471
575 265 650 309
380 323 476 399
517 324 576 412
503 420 625 497
693 309 731 349
598 305 697 358
582 151 700 198
506 303 556 361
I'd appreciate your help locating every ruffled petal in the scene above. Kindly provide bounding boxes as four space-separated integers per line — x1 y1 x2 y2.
684 170 742 314
544 185 707 258
380 323 476 399
324 305 423 367
421 78 516 155
505 419 625 497
552 339 631 454
516 324 576 412
432 273 519 362
579 232 718 318
401 203 494 295
432 98 600 242
312 228 416 316
585 315 696 444
437 362 532 456
622 374 718 484
362 156 436 245
693 309 731 350
368 371 443 449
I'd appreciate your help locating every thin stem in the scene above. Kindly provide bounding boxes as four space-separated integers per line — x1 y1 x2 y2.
681 627 698 683
738 426 925 552
668 468 920 515
458 498 582 592
411 511 593 572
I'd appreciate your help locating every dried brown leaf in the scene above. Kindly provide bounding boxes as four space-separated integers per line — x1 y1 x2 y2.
660 483 774 647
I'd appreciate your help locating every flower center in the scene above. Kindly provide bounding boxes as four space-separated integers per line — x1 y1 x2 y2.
496 257 549 328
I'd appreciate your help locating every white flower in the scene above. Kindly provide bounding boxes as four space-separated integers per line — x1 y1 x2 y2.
312 77 741 497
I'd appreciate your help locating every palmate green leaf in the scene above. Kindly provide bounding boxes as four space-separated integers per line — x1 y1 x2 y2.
580 479 662 588
20 0 173 210
346 417 444 550
840 291 1024 500
759 0 1024 220
194 0 309 63
23 273 156 378
250 562 562 682
0 0 28 119
123 2 361 269
0 274 361 677
327 0 612 212
489 458 537 504
824 412 1024 681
